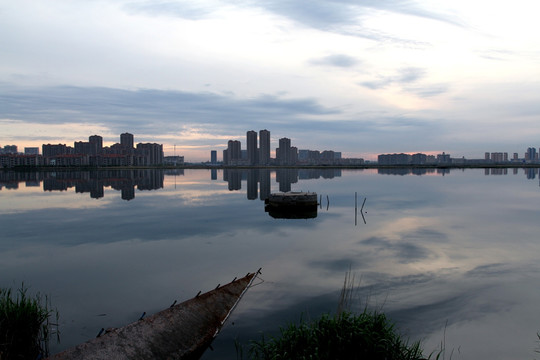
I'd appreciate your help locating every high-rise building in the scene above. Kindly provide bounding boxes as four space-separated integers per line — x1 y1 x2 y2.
246 130 258 165
491 152 504 162
223 149 228 165
89 135 103 155
526 147 537 161
226 140 241 165
211 150 217 164
120 133 134 149
136 143 163 165
259 129 270 165
277 137 292 165
3 145 17 154
42 144 71 157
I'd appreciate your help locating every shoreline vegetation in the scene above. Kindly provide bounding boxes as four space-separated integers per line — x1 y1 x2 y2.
244 311 428 360
239 271 436 360
2 163 540 172
0 285 58 360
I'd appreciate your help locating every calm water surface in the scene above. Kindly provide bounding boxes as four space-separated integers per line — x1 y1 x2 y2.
1 168 540 359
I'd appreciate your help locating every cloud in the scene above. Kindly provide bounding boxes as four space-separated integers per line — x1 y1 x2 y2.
0 84 339 136
359 67 427 90
309 54 360 68
252 0 465 42
477 49 515 61
0 83 442 152
358 67 449 98
407 84 449 98
123 0 215 19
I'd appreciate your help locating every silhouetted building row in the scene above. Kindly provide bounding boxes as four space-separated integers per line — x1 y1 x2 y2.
0 133 164 168
377 152 451 165
219 129 352 166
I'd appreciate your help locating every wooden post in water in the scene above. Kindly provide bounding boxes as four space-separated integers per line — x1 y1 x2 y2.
355 192 357 226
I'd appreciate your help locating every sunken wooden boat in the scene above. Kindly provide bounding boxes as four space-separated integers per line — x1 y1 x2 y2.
264 192 318 207
48 271 258 360
265 192 318 218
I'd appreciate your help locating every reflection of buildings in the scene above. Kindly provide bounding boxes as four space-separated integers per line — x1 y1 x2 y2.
220 168 339 200
276 168 298 192
223 169 241 190
247 169 258 200
0 172 44 190
377 168 450 176
485 168 508 176
259 169 271 200
298 169 341 179
0 170 164 200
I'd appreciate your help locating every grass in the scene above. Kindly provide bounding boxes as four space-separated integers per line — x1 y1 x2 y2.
242 269 428 360
247 310 425 360
0 284 57 360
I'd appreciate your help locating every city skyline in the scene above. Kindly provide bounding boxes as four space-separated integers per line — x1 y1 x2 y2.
3 128 540 166
2 1 540 162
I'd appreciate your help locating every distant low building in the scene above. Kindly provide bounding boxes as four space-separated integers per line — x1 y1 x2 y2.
164 156 184 165
24 147 39 155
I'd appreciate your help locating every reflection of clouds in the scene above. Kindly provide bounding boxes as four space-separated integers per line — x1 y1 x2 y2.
214 262 529 360
211 266 518 359
3 169 540 360
308 256 367 272
360 235 432 264
465 263 510 278
0 188 113 215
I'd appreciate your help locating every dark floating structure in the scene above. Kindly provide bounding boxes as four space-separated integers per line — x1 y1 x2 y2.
265 192 318 219
48 272 258 360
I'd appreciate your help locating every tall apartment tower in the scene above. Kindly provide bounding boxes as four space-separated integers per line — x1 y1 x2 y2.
526 147 537 161
246 130 258 165
259 129 270 165
227 140 242 164
120 133 134 149
277 137 292 165
211 150 217 164
89 135 103 155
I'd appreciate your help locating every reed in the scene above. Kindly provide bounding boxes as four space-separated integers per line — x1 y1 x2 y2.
0 284 57 359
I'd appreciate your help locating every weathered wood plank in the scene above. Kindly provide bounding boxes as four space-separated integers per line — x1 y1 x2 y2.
48 272 257 360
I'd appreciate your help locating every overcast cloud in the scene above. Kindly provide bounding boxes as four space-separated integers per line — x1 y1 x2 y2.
1 0 540 160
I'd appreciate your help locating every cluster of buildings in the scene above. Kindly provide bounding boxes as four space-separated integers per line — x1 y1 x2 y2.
378 147 540 166
217 129 364 166
3 128 540 168
0 133 164 168
378 152 452 165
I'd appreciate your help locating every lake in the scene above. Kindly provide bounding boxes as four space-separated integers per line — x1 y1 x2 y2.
1 168 540 359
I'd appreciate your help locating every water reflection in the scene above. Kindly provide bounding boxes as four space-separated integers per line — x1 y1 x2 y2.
221 168 342 201
0 169 168 200
2 168 540 360
3 167 540 197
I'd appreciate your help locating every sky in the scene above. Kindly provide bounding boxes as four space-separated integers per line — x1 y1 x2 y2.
1 0 540 162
